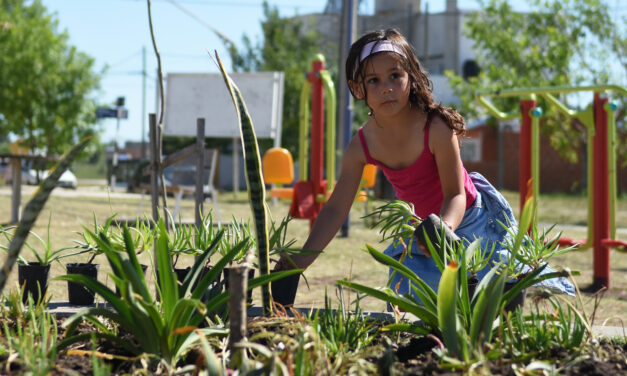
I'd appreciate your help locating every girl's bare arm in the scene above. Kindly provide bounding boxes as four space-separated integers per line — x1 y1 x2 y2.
429 117 467 230
278 136 366 270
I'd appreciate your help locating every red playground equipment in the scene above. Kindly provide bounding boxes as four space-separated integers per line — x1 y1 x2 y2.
261 55 337 228
262 55 377 229
478 84 626 290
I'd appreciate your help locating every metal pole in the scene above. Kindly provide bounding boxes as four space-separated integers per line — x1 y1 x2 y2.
518 98 536 218
592 93 610 290
195 119 205 228
149 113 160 224
339 0 357 237
10 157 21 223
111 116 120 190
424 2 429 65
497 123 504 189
141 46 147 159
149 113 160 291
308 59 326 227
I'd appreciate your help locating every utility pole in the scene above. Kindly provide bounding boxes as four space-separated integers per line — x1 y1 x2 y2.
424 1 429 67
141 46 147 159
111 96 127 190
338 0 357 237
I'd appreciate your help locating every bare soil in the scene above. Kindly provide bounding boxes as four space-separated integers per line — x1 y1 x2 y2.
2 316 625 375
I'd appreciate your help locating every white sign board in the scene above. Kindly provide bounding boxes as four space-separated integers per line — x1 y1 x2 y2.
163 72 284 141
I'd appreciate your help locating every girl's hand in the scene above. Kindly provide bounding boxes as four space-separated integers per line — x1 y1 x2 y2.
414 214 460 259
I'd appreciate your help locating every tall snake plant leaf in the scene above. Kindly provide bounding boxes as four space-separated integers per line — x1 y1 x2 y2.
0 136 91 295
438 260 461 359
214 52 272 315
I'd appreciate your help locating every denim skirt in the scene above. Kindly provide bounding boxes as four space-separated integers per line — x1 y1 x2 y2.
382 172 574 296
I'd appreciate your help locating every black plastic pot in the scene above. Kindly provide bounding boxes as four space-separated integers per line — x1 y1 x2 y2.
175 266 216 293
504 281 527 313
466 277 525 313
66 263 99 305
156 266 218 301
271 272 300 307
174 267 191 284
18 262 50 304
116 264 148 296
223 268 255 303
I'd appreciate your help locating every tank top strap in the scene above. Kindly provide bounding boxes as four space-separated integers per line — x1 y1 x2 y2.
423 111 436 151
358 127 377 165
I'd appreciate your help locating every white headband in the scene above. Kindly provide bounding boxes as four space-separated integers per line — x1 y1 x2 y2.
354 40 406 77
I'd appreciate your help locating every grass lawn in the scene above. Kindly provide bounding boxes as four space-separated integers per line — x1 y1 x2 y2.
0 183 625 326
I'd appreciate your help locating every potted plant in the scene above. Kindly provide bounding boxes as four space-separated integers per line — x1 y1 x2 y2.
267 215 311 307
72 214 154 301
462 240 496 299
367 199 535 315
57 220 232 371
500 198 577 312
1 218 85 303
155 212 221 299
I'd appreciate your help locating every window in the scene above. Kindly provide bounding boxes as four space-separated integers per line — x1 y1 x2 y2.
461 137 481 162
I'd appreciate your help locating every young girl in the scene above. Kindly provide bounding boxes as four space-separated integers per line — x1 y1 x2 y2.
273 28 573 301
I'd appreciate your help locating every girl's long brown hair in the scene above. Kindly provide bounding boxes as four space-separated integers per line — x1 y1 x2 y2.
346 28 465 136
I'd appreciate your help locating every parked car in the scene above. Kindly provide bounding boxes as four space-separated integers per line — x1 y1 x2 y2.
41 169 78 189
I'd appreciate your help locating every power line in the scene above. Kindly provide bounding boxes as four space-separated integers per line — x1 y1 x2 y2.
117 0 322 10
107 49 143 68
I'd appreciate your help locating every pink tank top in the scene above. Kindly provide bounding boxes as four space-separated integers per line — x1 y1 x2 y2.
358 113 477 219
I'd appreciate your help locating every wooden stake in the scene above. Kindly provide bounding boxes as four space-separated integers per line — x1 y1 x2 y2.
228 265 249 367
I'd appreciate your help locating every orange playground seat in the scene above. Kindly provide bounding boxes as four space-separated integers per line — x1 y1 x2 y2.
262 147 294 200
357 164 377 202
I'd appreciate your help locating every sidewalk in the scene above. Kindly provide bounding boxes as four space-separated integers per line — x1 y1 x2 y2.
0 183 143 200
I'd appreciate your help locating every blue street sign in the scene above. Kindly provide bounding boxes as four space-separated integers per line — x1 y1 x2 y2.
96 107 129 119
96 108 117 118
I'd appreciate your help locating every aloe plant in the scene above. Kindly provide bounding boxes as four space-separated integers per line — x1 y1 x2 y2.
310 285 378 355
496 295 590 362
73 214 154 264
56 218 300 370
217 216 255 263
499 198 578 304
365 200 421 246
502 205 573 281
340 245 511 365
0 136 91 295
2 296 58 375
215 52 273 315
56 220 232 369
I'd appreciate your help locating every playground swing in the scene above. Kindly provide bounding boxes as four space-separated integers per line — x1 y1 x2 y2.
477 84 627 289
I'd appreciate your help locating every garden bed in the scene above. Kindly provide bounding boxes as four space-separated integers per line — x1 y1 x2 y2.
1 307 625 375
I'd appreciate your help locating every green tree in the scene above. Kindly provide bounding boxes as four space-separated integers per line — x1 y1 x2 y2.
226 1 330 156
446 0 626 163
0 0 102 157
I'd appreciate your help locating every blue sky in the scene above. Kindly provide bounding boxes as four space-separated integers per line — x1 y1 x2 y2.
42 0 506 145
42 0 623 145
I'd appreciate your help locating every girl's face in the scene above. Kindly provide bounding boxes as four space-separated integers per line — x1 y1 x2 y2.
351 52 411 117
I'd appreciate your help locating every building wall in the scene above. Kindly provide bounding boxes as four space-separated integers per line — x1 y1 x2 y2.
462 124 627 194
